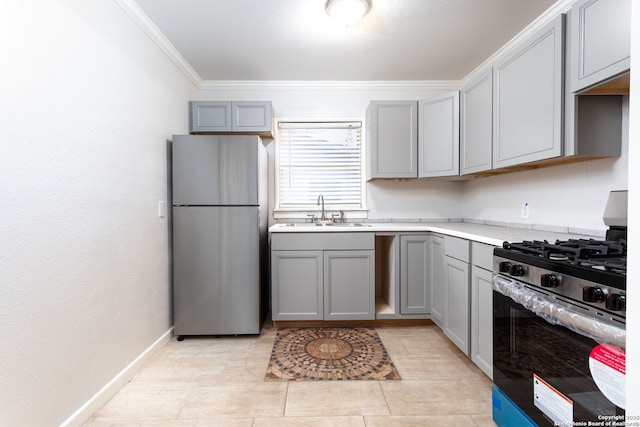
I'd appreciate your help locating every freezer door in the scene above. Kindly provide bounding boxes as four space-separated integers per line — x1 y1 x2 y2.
172 135 259 205
172 206 260 335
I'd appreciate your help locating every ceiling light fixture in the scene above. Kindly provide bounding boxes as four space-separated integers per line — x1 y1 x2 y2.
325 0 372 27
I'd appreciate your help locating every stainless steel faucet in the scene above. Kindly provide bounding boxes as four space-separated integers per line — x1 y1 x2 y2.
317 194 326 221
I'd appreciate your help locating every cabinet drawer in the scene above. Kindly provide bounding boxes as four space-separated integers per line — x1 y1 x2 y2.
444 236 470 262
271 232 375 251
471 242 495 270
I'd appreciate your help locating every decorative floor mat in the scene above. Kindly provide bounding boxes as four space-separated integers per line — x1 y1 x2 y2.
265 327 401 381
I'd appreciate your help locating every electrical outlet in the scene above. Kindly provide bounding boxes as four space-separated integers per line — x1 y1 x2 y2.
521 202 530 219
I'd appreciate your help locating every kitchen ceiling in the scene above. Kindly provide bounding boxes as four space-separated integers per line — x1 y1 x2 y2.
134 0 557 82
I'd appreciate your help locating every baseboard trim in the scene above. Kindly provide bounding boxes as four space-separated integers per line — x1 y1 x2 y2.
60 327 174 427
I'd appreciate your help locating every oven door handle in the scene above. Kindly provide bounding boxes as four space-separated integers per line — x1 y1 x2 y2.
493 274 625 349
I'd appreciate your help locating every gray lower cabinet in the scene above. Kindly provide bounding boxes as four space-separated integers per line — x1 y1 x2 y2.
270 232 375 321
190 101 273 135
493 15 564 169
428 235 446 327
471 265 493 378
418 91 460 178
366 101 418 179
470 241 495 378
324 251 375 320
445 256 470 355
443 236 470 355
569 0 631 93
460 70 493 175
271 251 323 320
400 235 430 315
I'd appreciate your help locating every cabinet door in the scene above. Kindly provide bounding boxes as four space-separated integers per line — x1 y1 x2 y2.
400 235 430 314
232 101 273 132
367 101 418 179
428 235 446 328
418 91 460 177
189 101 232 133
493 15 564 169
324 251 375 320
271 251 323 320
471 266 493 378
569 0 631 93
445 256 470 355
461 70 493 174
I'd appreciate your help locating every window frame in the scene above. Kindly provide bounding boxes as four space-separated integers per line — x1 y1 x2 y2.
273 119 367 220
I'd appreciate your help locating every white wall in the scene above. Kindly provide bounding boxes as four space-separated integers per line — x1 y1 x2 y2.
461 100 629 234
0 1 198 425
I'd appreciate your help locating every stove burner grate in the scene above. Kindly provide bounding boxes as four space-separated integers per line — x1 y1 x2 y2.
503 239 627 274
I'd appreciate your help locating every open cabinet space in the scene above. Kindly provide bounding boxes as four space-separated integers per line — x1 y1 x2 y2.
375 234 397 318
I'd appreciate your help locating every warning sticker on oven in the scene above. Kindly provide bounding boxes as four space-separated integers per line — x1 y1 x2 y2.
533 374 573 426
589 344 626 409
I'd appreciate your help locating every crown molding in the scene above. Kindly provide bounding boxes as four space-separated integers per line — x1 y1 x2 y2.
461 0 574 87
115 0 203 88
200 80 461 91
117 0 575 93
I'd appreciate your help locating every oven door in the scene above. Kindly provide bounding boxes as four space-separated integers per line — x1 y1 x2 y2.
493 274 626 427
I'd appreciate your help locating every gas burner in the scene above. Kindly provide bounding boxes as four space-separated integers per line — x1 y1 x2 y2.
575 258 627 275
503 238 627 274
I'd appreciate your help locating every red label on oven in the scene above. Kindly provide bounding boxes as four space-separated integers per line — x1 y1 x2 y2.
589 344 625 409
590 344 625 374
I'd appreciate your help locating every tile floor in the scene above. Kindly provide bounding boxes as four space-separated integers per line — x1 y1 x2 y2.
84 323 496 426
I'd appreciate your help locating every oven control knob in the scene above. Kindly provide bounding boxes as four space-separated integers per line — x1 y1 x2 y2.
605 294 626 311
582 286 605 302
510 264 526 276
499 262 512 273
541 274 561 288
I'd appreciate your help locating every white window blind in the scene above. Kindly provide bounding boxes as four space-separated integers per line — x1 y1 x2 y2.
277 121 364 210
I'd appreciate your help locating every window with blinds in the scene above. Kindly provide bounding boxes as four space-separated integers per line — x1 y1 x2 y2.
277 121 364 211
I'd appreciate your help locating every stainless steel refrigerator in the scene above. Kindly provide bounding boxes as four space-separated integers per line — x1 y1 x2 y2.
171 135 268 337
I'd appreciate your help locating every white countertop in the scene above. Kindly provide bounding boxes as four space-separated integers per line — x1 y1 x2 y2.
268 221 602 246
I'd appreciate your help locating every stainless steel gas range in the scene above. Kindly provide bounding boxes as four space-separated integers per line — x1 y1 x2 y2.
492 191 627 427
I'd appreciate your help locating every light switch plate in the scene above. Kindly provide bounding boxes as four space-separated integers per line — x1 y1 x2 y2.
158 200 166 218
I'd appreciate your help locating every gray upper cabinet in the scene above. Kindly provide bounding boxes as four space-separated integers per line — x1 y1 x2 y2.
190 101 273 135
418 91 460 178
367 101 418 179
569 0 631 93
232 101 273 133
460 70 493 175
493 15 564 169
564 0 625 159
190 101 232 132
